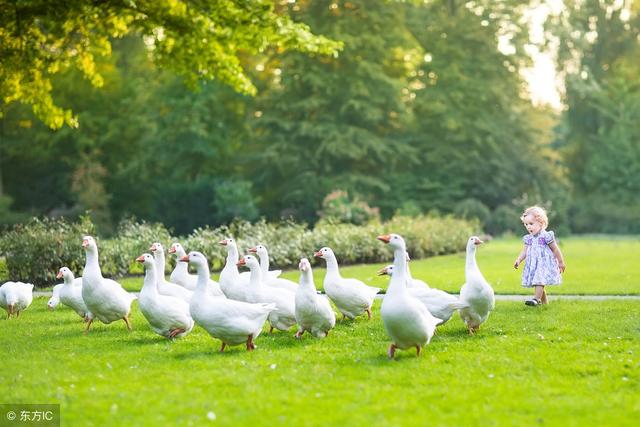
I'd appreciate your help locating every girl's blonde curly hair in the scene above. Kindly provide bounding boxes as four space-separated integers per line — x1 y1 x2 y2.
521 205 549 229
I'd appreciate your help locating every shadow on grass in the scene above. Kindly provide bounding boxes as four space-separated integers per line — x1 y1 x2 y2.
259 331 313 349
172 345 252 360
127 335 172 345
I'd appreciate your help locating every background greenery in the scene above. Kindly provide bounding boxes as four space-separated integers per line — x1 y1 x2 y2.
2 1 639 236
0 214 477 286
108 235 637 296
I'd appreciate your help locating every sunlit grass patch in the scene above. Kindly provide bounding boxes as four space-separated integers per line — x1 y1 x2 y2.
1 297 638 426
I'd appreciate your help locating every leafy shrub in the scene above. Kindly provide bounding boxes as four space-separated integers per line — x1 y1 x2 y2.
182 219 314 270
569 198 640 234
318 190 380 225
0 214 478 287
486 205 522 236
453 198 491 226
0 215 96 286
0 258 9 281
100 218 174 276
383 215 479 258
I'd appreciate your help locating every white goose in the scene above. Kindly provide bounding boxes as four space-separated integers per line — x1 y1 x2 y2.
136 254 194 339
168 242 224 295
183 251 275 352
314 247 380 320
47 284 63 311
378 234 441 358
402 253 430 290
238 255 296 333
248 245 297 292
295 258 336 338
81 236 137 332
459 236 495 334
0 281 34 319
218 238 251 301
378 264 466 324
150 243 194 303
168 242 198 290
52 267 93 321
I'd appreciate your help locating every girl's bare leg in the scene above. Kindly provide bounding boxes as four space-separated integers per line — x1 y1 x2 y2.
541 287 548 304
534 285 545 302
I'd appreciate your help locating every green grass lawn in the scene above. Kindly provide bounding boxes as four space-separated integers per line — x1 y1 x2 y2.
1 297 638 426
115 236 640 295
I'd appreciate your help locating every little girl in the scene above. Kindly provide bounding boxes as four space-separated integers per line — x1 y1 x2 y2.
513 206 566 306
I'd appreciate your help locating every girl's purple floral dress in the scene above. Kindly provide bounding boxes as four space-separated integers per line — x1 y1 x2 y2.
521 230 562 287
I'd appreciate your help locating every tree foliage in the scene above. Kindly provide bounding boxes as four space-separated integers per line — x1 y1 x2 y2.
4 1 637 234
548 0 640 232
0 0 341 129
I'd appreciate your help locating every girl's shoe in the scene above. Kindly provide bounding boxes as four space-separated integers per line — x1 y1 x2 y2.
525 298 541 306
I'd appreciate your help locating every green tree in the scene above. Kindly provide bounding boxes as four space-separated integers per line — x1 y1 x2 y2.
249 0 417 221
392 1 558 215
549 0 640 232
0 0 341 129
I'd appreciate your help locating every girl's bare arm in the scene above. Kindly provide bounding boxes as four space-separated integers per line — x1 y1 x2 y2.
549 241 566 273
514 245 528 269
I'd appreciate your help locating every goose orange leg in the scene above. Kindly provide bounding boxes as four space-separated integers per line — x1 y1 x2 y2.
122 316 132 330
246 334 256 351
295 329 305 339
415 345 422 357
365 308 372 320
220 342 227 352
84 318 93 334
168 328 185 338
388 343 397 359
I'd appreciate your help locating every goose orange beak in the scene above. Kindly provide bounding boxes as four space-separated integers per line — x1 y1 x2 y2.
248 247 257 253
219 239 228 246
82 239 89 247
313 250 323 258
236 259 246 267
56 271 63 279
180 255 189 262
377 235 391 243
135 255 145 263
377 267 388 276
474 238 484 245
168 246 176 253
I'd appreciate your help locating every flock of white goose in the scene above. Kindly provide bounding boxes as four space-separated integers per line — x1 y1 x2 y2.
0 234 495 358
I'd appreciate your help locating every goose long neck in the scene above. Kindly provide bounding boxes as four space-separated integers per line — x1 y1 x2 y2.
154 251 166 280
387 246 408 296
324 255 341 281
300 270 316 292
222 246 240 278
142 264 158 295
249 264 263 290
84 247 102 278
405 262 414 282
259 253 270 276
465 246 478 273
226 244 239 264
63 274 75 286
194 262 212 293
174 249 189 275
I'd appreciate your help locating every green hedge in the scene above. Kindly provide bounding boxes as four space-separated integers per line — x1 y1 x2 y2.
0 215 478 287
